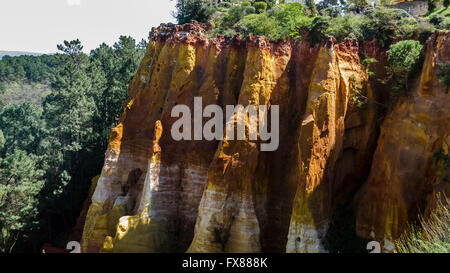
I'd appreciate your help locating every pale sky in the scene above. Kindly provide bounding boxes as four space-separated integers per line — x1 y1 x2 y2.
0 0 177 54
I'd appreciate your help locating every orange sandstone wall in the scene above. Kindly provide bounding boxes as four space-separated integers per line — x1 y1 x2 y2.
80 24 449 253
354 31 450 252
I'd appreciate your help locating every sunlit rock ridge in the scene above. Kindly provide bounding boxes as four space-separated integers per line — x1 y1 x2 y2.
80 23 449 253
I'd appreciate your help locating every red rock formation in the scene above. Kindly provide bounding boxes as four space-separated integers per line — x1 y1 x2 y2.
80 23 449 253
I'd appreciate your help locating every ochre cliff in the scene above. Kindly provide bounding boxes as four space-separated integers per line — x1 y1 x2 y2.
80 23 449 253
354 31 450 252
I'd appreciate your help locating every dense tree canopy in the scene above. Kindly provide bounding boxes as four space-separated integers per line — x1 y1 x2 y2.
174 0 448 47
0 36 146 252
0 54 58 83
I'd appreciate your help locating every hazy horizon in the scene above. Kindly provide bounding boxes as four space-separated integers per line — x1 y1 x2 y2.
0 0 176 54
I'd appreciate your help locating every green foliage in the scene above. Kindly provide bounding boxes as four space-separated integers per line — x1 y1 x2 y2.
396 194 450 253
429 14 445 26
323 7 422 45
235 13 278 39
375 0 392 6
347 0 371 12
386 40 423 104
316 0 341 11
213 3 313 41
0 36 146 252
428 13 449 29
0 54 56 107
437 61 450 93
254 1 268 13
238 3 312 40
360 8 417 48
0 54 58 83
0 130 4 151
266 3 312 40
0 103 45 156
426 5 450 18
428 0 436 13
362 55 378 77
211 5 252 36
261 0 277 9
0 150 45 253
305 0 318 16
425 6 450 29
325 14 363 41
174 0 216 24
208 4 422 47
349 75 368 108
445 0 449 8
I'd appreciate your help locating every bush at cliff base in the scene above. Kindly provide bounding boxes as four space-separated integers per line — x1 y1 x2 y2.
396 195 450 253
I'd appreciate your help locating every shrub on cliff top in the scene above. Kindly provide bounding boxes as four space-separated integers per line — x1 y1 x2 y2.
428 13 450 30
219 1 232 9
321 7 420 45
387 40 423 74
360 8 418 48
437 61 450 93
210 4 256 37
309 16 330 45
0 150 45 253
254 1 268 13
266 3 312 39
173 0 216 25
207 4 424 46
325 14 363 42
320 6 342 18
428 0 437 13
416 19 436 44
235 13 279 39
215 2 312 41
386 40 423 104
241 1 252 7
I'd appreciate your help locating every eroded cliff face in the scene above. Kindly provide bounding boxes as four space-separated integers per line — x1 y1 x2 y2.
355 31 450 252
80 23 449 253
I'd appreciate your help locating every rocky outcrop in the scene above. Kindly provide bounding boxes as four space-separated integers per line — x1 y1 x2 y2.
354 31 450 252
80 23 449 253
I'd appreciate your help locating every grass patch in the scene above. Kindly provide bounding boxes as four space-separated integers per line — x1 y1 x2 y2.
396 194 450 253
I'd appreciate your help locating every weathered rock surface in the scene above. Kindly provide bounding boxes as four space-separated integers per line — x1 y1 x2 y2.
355 31 450 252
80 23 449 253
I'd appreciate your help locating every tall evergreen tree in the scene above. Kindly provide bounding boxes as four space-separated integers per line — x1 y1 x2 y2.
0 150 45 253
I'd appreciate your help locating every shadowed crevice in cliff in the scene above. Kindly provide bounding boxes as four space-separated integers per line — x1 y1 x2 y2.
285 38 385 253
254 42 321 253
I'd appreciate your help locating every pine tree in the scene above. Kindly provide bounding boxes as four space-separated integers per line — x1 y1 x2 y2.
0 150 45 253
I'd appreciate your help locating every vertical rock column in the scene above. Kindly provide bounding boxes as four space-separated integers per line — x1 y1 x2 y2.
188 37 288 253
286 39 369 252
